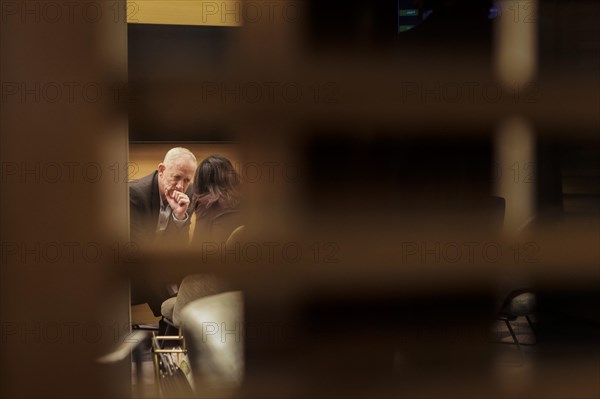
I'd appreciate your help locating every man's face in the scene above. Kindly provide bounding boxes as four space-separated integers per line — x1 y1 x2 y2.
157 158 196 199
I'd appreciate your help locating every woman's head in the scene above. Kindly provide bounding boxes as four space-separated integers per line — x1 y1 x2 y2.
193 155 241 209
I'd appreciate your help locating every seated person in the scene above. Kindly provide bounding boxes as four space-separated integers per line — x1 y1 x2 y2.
191 155 243 247
160 155 243 328
129 147 196 246
129 147 197 316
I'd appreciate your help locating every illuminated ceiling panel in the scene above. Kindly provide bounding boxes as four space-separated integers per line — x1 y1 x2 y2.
127 1 242 26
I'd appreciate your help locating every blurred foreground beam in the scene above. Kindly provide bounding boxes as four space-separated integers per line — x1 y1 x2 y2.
494 0 538 234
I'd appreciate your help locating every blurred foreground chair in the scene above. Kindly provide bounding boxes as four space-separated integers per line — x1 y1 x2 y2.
496 289 537 363
154 277 237 395
151 274 227 396
180 291 244 390
161 274 230 335
160 224 245 332
226 225 246 247
154 225 245 393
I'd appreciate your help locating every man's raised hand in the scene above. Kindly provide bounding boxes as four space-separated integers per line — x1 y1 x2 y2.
165 189 190 220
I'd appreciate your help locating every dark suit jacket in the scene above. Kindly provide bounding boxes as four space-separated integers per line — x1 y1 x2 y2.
129 171 193 246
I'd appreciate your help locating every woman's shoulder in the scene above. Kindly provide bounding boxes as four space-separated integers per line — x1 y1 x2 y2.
193 194 240 217
192 193 216 214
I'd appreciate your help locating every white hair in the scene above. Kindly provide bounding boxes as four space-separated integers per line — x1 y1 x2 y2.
163 147 197 167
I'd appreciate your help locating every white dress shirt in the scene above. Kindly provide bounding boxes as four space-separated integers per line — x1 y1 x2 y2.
156 195 188 234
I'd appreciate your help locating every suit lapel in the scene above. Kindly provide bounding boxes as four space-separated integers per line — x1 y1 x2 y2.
150 171 161 222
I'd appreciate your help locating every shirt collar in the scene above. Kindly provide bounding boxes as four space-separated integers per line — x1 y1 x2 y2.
159 193 169 211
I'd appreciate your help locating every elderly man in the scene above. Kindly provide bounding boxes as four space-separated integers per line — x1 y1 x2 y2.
130 147 197 246
129 147 197 315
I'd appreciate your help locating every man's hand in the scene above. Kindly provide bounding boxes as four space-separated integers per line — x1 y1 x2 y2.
165 189 190 220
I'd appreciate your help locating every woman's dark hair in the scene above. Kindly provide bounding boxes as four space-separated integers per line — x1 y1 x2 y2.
192 155 241 212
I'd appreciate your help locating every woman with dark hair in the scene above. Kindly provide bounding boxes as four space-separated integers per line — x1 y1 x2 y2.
160 155 241 335
190 155 243 246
